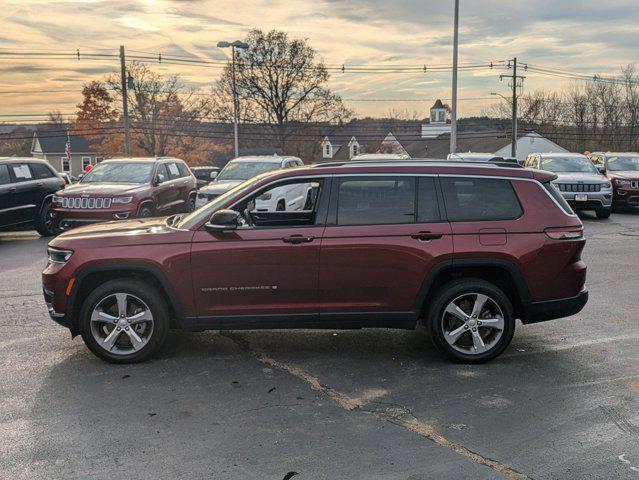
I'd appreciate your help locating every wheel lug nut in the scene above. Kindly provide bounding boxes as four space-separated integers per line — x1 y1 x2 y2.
472 328 477 332
125 327 129 331
464 325 469 329
127 319 131 323
116 327 121 331
478 321 482 325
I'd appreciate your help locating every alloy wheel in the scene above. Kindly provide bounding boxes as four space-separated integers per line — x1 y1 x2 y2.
90 293 155 355
441 292 505 355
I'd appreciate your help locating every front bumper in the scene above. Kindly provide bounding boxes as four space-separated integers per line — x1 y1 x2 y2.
560 191 612 210
43 287 71 328
522 289 588 324
614 187 639 206
53 207 134 230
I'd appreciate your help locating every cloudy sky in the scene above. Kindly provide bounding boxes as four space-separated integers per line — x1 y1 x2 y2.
1 0 638 121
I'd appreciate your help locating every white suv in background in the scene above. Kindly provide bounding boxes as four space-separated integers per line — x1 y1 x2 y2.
196 155 304 208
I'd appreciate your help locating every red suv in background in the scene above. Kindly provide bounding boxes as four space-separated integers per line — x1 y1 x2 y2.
42 160 587 364
589 152 639 209
52 157 197 231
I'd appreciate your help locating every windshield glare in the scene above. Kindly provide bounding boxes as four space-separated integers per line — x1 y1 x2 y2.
607 156 639 171
81 162 153 184
217 161 280 181
540 157 598 174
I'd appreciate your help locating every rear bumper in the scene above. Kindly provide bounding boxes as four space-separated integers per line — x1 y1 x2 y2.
522 288 588 324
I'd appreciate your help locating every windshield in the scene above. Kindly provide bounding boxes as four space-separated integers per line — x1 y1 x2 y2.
540 156 598 174
607 155 639 171
175 176 264 229
81 162 153 184
217 161 280 181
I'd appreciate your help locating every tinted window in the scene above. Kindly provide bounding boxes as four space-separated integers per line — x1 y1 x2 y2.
337 177 415 225
30 163 54 179
0 165 10 185
441 177 522 222
417 177 441 223
543 182 574 215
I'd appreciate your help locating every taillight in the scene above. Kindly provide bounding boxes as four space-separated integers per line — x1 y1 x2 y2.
544 226 584 240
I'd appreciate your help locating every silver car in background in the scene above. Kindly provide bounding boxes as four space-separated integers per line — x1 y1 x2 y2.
524 153 613 218
524 153 612 218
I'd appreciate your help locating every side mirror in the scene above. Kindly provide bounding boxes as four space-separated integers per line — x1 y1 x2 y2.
205 209 240 233
210 171 218 180
155 173 166 186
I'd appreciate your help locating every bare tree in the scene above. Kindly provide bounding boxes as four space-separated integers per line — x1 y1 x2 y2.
211 29 352 154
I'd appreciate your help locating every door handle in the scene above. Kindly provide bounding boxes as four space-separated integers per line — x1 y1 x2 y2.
282 234 315 244
410 231 443 241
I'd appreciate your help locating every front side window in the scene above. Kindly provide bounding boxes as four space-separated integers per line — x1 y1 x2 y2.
337 176 415 226
607 155 639 171
166 162 181 180
30 163 54 179
217 161 281 181
540 156 598 174
441 177 522 222
81 162 154 184
10 163 34 183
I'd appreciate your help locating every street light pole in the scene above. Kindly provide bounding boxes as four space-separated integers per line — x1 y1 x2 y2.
218 40 249 158
450 0 460 155
119 45 131 157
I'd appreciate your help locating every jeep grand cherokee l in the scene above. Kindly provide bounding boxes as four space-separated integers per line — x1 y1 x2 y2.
52 157 197 230
43 160 588 364
589 152 639 210
524 153 612 218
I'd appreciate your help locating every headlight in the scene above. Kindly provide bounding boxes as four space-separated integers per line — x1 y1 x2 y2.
602 182 612 189
112 196 133 204
47 247 73 264
52 196 63 205
615 179 631 187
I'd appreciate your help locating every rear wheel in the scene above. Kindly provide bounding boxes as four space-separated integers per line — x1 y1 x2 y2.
186 195 196 212
428 279 515 363
596 207 611 219
78 279 169 363
35 198 60 236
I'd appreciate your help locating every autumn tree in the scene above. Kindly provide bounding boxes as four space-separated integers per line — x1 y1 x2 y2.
108 62 215 159
212 29 352 156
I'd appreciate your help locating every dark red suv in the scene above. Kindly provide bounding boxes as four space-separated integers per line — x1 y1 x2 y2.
52 157 197 230
42 160 587 363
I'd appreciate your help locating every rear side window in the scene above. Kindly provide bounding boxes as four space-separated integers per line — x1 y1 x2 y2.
176 162 190 177
543 181 574 215
337 177 415 225
441 177 522 222
30 163 55 179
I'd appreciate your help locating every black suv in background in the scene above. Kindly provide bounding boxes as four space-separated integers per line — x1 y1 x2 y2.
0 157 65 236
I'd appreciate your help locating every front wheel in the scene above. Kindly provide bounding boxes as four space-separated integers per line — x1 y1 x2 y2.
137 204 154 218
596 207 611 219
427 279 515 363
78 279 169 363
35 199 60 236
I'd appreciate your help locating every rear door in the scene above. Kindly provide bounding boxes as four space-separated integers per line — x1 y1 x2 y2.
318 175 452 320
154 163 176 213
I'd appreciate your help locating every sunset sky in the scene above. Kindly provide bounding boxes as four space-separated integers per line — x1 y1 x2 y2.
1 0 638 122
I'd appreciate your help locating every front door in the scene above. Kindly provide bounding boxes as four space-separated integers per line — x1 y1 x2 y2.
190 177 328 321
319 175 453 318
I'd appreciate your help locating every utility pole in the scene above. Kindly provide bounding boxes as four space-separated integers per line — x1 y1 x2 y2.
119 45 131 157
450 0 460 154
499 57 525 158
217 40 248 158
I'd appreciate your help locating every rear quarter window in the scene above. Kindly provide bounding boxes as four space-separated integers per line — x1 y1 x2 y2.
542 181 575 215
441 177 522 222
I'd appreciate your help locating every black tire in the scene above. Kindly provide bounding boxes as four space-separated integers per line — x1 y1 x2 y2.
137 204 154 218
596 207 611 219
186 195 196 212
276 200 286 211
35 198 60 237
427 278 515 364
78 279 169 363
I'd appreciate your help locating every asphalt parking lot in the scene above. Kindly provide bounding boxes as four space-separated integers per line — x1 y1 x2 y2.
1 212 639 480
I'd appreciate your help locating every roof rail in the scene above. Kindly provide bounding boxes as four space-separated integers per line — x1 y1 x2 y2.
312 158 523 169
